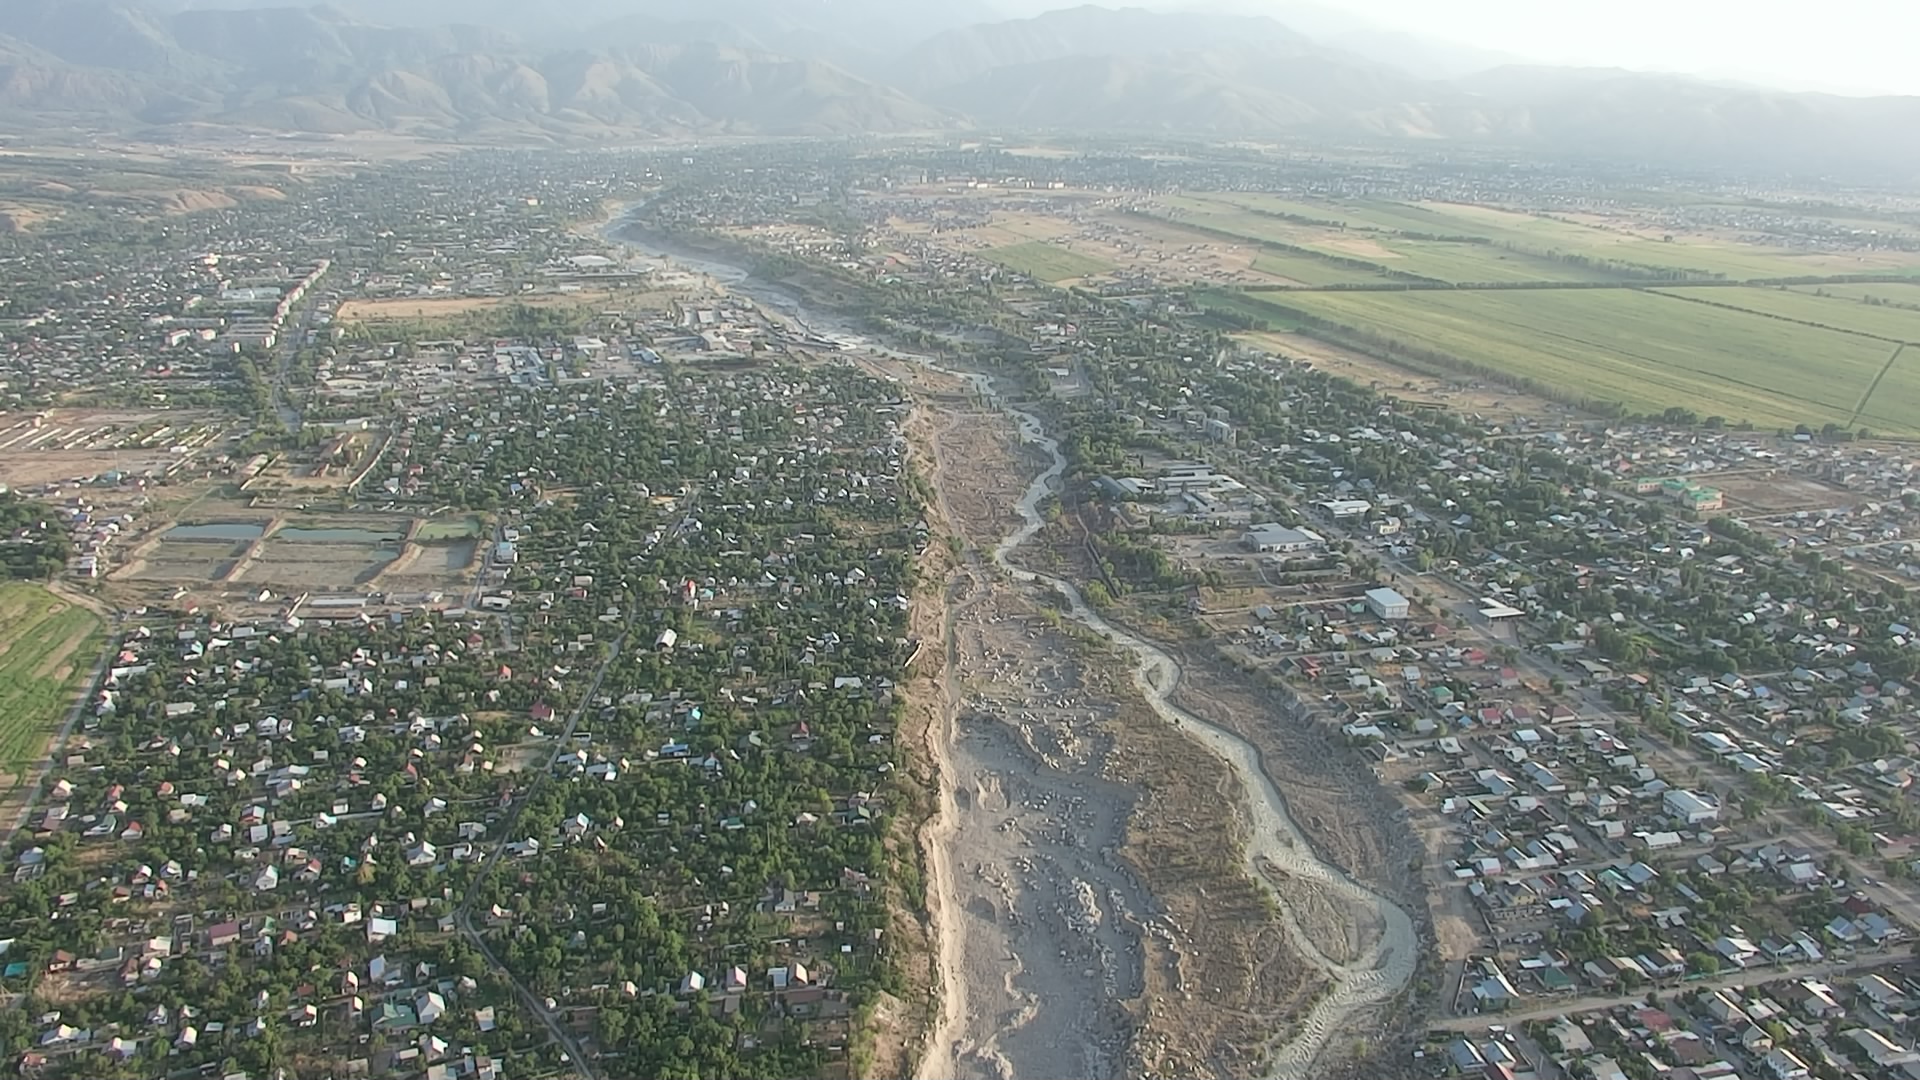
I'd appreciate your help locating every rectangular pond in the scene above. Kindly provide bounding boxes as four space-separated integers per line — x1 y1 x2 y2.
163 522 265 542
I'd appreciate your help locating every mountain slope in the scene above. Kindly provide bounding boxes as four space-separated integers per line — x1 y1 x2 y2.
892 6 1324 93
1 0 1916 175
930 52 1326 132
1456 67 1920 170
0 0 952 138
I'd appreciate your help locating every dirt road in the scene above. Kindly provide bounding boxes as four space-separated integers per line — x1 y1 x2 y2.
1429 952 1905 1031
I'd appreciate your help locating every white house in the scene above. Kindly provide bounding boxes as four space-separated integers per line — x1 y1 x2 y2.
1762 1047 1810 1080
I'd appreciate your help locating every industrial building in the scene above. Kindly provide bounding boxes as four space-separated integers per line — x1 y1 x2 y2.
1243 523 1325 554
1365 586 1410 620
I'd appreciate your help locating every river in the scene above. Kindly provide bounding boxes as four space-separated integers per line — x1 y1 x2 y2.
604 208 1419 1079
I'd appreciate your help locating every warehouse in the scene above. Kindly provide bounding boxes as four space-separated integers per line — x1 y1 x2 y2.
1243 523 1325 554
1365 586 1410 621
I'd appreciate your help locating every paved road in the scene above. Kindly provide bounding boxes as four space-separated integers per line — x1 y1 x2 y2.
452 627 629 1080
270 269 327 433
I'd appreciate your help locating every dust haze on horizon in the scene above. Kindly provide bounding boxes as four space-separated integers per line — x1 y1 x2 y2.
988 0 1920 98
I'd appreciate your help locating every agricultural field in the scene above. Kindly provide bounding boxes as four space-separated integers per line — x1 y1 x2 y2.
1156 196 1629 283
1249 251 1387 286
1427 201 1920 280
1267 289 1920 432
1791 282 1920 307
1172 192 1920 282
1195 288 1303 329
1652 287 1920 342
1380 240 1624 284
0 583 102 784
983 241 1113 282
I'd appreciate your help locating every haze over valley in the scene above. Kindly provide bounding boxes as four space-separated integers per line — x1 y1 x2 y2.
4 0 1919 174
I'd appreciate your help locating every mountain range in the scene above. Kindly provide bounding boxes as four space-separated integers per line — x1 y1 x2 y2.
2 0 1917 175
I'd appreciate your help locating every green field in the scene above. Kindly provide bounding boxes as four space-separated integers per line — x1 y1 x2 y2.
1424 202 1920 280
1195 288 1303 329
1265 289 1920 432
983 241 1112 282
1654 287 1920 342
1249 252 1386 286
1199 193 1359 226
1791 282 1920 307
0 583 102 781
1162 196 1638 284
1379 241 1624 284
418 515 485 541
1179 193 1920 282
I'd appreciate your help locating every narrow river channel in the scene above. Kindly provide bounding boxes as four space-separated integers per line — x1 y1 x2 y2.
605 210 1420 1079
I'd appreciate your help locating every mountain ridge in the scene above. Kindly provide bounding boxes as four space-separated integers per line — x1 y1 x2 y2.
2 0 1916 175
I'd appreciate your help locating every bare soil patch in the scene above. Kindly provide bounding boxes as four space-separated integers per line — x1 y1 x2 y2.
1713 471 1851 512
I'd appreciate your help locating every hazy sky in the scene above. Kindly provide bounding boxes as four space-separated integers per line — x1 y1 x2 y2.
1014 0 1920 96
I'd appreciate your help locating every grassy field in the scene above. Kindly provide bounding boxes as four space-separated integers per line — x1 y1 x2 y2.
1175 192 1920 282
1379 241 1625 284
1248 252 1386 286
1160 196 1633 284
1791 282 1920 307
0 583 102 782
1653 287 1920 342
417 515 485 541
1265 289 1920 432
1195 288 1303 329
983 241 1112 282
1427 202 1920 280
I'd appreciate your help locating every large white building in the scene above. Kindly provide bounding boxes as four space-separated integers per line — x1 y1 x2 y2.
1664 788 1720 825
1244 523 1325 554
1320 498 1372 519
1365 587 1410 621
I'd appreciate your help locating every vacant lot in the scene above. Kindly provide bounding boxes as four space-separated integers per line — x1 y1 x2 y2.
983 241 1113 282
0 408 230 487
0 584 101 783
1265 289 1920 432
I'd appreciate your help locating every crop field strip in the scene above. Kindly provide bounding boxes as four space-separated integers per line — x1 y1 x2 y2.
1245 289 1920 432
1791 283 1920 306
1248 252 1389 287
1155 194 1920 430
1642 287 1920 426
983 240 1113 282
1648 286 1920 342
1159 196 1679 285
1194 287 1303 329
1175 192 1920 283
0 583 102 781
